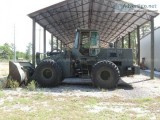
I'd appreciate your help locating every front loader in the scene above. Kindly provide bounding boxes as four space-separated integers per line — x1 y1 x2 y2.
8 29 140 89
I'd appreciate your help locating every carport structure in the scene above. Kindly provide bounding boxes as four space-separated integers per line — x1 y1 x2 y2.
28 0 159 79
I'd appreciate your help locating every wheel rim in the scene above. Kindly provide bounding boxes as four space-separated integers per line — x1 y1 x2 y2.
100 70 111 81
42 68 53 79
97 67 113 81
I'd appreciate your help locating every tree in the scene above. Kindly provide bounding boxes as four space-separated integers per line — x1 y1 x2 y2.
26 43 32 61
0 43 14 59
124 35 129 48
16 51 25 60
130 30 137 64
120 30 137 64
140 22 151 38
49 38 61 51
49 39 56 49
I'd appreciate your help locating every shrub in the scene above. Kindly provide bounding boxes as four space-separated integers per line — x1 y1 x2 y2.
26 80 37 91
6 79 20 89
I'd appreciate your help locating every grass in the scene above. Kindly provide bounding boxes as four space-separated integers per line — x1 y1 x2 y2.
0 91 159 120
134 98 153 103
132 97 160 106
0 91 4 98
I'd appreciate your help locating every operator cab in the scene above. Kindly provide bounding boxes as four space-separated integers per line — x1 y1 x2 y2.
74 29 100 56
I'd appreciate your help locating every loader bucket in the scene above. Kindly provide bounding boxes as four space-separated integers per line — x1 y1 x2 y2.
8 61 35 84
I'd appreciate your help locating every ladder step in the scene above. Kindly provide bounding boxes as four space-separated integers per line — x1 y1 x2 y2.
82 69 88 71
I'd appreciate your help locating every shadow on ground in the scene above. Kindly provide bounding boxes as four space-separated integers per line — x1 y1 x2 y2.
128 78 152 84
38 78 134 93
1 76 133 92
63 78 134 90
117 79 133 90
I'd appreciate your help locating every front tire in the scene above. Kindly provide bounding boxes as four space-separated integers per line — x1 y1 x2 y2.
33 59 62 87
91 60 120 89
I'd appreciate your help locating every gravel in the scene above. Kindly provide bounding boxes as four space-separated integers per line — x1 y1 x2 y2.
1 74 160 99
34 74 159 99
1 62 159 99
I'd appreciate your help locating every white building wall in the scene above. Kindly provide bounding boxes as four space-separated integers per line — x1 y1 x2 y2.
140 27 160 71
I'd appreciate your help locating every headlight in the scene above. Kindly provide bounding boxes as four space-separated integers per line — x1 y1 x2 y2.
127 67 132 71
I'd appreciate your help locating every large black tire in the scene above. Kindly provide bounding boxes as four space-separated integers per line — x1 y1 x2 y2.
91 60 120 89
33 59 62 87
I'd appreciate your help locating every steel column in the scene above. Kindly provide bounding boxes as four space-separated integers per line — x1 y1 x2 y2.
43 28 46 58
122 37 124 48
60 41 62 50
114 40 118 48
88 0 94 29
51 34 53 51
32 19 36 67
150 18 154 79
56 38 58 52
128 32 131 48
137 26 140 65
114 42 116 48
14 24 16 62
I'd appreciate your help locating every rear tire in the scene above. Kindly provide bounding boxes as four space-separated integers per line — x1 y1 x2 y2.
91 60 120 89
33 59 62 87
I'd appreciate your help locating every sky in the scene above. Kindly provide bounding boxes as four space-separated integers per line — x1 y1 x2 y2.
0 0 160 52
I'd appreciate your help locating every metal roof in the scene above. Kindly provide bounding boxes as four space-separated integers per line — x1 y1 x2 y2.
28 0 159 47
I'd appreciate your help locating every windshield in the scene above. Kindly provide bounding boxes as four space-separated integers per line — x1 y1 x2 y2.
79 31 100 56
74 31 79 48
90 32 99 48
81 32 90 49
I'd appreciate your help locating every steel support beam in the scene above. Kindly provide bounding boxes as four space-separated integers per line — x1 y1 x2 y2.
73 0 81 28
150 18 154 79
43 28 46 58
109 12 147 42
32 19 36 67
51 34 54 51
60 41 62 50
122 37 124 48
88 0 94 29
137 26 140 65
128 32 131 48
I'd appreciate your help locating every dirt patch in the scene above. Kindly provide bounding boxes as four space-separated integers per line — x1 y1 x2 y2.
0 62 8 76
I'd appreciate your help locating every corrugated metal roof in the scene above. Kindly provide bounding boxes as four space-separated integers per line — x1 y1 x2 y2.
28 0 159 47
